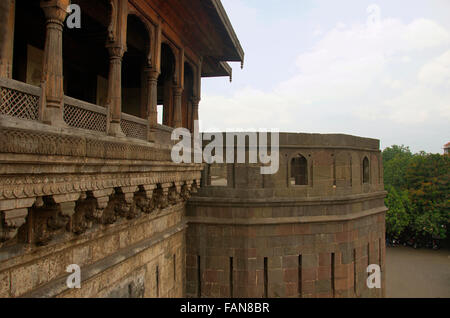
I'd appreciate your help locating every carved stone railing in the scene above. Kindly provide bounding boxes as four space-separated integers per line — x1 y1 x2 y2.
0 123 204 249
63 96 108 133
0 78 169 143
153 123 175 145
121 112 148 141
0 78 41 121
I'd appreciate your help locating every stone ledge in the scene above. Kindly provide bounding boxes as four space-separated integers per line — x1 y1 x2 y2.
0 122 172 162
200 132 380 150
186 206 387 225
0 153 203 173
188 191 387 207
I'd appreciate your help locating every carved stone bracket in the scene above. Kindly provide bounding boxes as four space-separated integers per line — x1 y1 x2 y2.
121 186 140 220
0 176 201 246
168 183 181 206
32 196 70 246
0 208 28 242
191 179 200 194
142 185 156 198
91 188 115 225
72 192 97 235
0 197 36 243
180 183 192 201
137 185 157 214
153 184 170 210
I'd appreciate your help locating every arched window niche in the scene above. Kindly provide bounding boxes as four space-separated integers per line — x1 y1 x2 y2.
158 42 176 127
290 154 308 186
363 156 370 184
122 14 151 118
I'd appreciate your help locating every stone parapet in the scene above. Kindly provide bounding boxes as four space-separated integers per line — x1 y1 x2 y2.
187 133 387 298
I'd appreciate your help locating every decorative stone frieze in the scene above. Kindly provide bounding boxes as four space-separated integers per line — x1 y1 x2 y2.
0 179 198 247
0 128 172 161
0 125 202 246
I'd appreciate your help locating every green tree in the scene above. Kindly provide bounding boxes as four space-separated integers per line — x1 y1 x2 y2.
385 185 411 238
383 145 412 163
406 153 450 239
382 145 413 189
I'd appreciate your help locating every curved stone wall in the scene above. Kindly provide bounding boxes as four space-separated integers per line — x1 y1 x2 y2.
186 133 387 298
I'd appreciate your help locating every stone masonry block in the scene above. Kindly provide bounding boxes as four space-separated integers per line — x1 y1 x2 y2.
0 271 10 298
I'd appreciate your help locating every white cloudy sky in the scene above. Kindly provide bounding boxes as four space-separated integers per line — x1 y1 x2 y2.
199 0 450 154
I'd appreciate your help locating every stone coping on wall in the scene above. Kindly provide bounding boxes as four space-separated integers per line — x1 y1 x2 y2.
0 118 179 163
0 154 203 175
201 132 380 151
186 206 387 226
188 190 387 207
0 115 160 146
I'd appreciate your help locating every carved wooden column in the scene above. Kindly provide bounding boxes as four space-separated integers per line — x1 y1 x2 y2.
0 0 15 78
145 68 160 142
0 1 10 77
173 86 183 128
192 96 200 127
192 58 202 128
146 23 162 137
172 47 184 128
106 44 126 137
40 0 69 126
162 79 173 126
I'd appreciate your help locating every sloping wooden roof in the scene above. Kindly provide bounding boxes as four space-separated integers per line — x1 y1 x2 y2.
148 0 244 77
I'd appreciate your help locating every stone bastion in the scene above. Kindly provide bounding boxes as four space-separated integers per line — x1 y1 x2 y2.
186 132 387 298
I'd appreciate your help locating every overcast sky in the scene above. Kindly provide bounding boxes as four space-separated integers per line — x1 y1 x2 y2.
199 0 450 154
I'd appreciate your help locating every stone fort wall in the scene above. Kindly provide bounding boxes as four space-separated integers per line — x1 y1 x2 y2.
186 133 387 298
0 128 387 298
0 121 202 298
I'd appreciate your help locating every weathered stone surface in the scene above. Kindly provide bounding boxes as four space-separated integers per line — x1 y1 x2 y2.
0 0 385 300
0 271 10 298
186 134 386 298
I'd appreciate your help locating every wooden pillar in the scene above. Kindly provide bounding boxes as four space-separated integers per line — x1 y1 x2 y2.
192 96 200 128
145 67 159 141
140 66 147 119
173 86 183 128
173 48 184 128
106 44 126 136
0 0 15 79
105 0 127 136
191 58 202 127
186 98 193 132
40 0 69 126
145 23 161 141
163 80 173 126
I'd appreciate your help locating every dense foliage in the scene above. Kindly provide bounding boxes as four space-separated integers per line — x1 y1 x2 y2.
383 146 449 241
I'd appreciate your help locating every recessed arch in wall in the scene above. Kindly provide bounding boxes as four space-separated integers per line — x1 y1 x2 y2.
290 153 308 186
122 13 152 117
363 156 370 184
